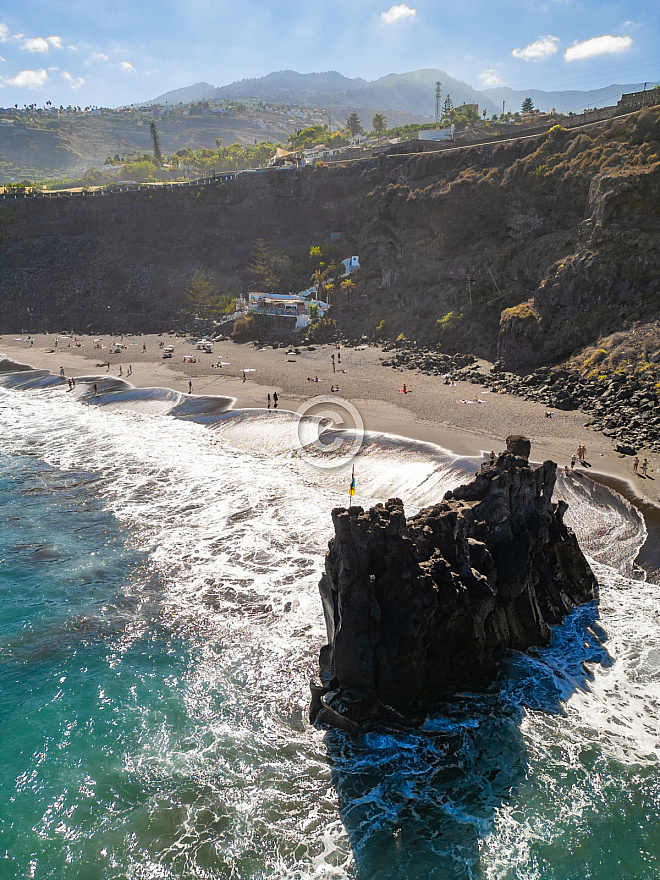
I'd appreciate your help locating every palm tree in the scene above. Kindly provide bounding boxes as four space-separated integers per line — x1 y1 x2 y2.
372 113 387 144
340 278 356 304
310 267 332 302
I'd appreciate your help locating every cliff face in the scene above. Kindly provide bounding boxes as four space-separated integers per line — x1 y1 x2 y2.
310 437 597 730
1 107 658 366
498 164 660 369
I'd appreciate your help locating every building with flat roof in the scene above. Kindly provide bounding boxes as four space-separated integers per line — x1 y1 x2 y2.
247 293 331 330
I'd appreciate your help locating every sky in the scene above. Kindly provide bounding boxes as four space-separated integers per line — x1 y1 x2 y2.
0 0 658 107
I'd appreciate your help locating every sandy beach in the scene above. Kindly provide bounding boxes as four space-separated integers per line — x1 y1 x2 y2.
1 330 659 510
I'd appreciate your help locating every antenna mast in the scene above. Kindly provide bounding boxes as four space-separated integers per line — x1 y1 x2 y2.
435 81 442 123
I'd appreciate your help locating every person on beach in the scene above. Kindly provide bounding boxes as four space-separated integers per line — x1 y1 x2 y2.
242 372 246 382
127 365 132 376
267 393 271 408
633 456 639 473
189 381 193 394
402 383 407 393
570 455 576 471
331 354 336 373
93 383 98 396
490 450 495 464
142 343 146 352
273 392 278 408
59 366 65 379
641 458 649 477
119 365 123 376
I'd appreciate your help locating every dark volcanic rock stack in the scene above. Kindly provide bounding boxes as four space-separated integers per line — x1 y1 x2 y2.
310 436 597 732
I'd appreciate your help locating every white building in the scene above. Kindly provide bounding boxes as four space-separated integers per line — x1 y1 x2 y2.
340 256 359 276
419 125 455 141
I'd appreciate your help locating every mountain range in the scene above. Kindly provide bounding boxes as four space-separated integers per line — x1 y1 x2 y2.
148 69 647 122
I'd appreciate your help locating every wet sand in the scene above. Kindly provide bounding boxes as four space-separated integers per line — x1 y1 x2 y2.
1 331 658 510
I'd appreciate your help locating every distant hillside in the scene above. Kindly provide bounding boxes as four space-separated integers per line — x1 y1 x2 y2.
148 82 216 105
482 83 647 115
151 69 651 123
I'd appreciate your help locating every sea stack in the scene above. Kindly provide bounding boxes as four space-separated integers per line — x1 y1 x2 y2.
310 435 598 732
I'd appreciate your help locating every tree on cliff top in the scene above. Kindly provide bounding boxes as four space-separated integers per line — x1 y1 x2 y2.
346 111 364 137
372 113 387 143
521 97 534 113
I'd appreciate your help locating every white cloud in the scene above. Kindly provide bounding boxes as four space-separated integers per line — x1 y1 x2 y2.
0 24 10 42
22 36 62 53
3 68 49 88
87 51 109 64
512 35 560 61
381 4 416 24
22 37 50 53
62 71 85 89
564 34 632 61
478 68 504 87
120 60 135 71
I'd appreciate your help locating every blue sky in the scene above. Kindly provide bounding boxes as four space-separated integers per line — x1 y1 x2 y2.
0 0 658 107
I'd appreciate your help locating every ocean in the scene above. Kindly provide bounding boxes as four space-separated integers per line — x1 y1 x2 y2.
1 361 659 880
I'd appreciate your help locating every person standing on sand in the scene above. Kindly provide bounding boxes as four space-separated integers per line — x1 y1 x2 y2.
641 458 649 477
93 383 98 396
633 457 639 473
189 381 193 394
59 366 65 379
570 455 576 471
119 365 123 376
273 392 278 408
490 450 495 464
143 343 146 352
267 393 271 408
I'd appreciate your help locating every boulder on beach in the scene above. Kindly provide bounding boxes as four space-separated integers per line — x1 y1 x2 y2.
310 435 598 732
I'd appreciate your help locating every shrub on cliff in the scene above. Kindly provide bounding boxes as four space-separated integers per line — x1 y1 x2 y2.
231 313 256 341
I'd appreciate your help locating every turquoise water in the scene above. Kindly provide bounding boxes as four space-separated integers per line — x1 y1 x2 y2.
0 454 197 878
1 369 660 879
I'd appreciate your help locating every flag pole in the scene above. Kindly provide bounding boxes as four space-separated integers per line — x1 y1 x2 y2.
348 463 355 510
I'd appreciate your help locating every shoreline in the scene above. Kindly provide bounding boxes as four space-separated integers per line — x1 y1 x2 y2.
2 333 659 564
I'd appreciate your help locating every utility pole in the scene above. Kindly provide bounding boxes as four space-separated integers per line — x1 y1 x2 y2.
435 82 442 123
502 100 505 119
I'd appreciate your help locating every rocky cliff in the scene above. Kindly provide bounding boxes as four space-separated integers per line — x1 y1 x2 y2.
310 437 597 731
1 107 658 371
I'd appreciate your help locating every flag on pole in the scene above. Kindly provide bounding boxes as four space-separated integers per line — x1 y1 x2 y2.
348 465 356 497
